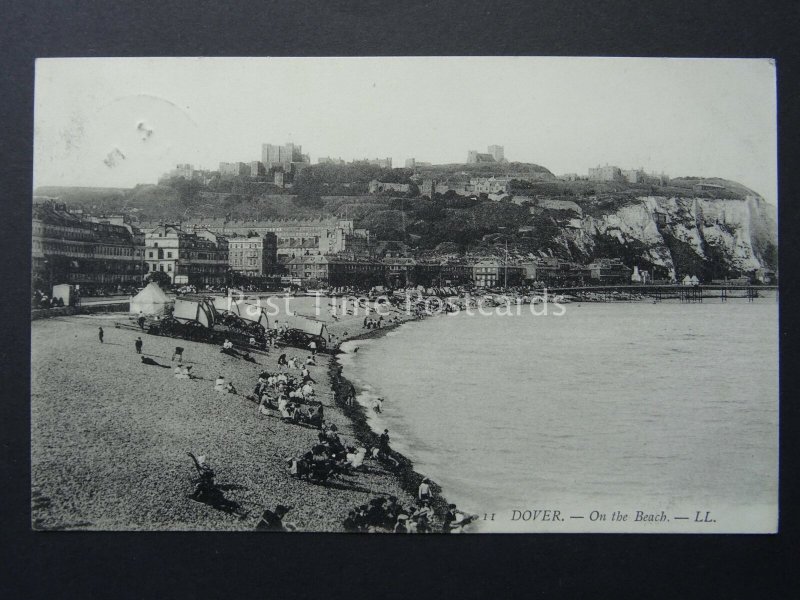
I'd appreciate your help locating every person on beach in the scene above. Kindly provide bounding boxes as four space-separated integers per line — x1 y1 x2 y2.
343 382 356 407
278 353 288 369
188 453 216 499
393 514 409 533
308 340 317 356
373 397 383 414
172 346 184 363
135 337 143 354
305 355 316 366
411 502 433 534
418 477 432 502
98 327 104 343
443 504 459 533
137 313 146 330
255 505 295 532
343 510 359 532
345 446 367 470
301 367 316 384
215 376 226 392
278 396 291 419
379 429 391 454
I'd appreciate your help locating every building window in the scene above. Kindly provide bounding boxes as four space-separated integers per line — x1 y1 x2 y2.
167 251 172 258
159 264 164 272
167 264 172 272
148 251 153 258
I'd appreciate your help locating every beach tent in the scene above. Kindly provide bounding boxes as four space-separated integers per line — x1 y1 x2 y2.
52 284 75 306
130 283 173 315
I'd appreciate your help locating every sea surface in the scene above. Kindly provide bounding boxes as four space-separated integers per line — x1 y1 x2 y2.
339 298 779 532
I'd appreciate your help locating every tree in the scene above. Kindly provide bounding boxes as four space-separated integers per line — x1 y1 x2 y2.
146 270 171 288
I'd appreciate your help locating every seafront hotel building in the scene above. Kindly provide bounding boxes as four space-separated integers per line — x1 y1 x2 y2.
32 201 146 291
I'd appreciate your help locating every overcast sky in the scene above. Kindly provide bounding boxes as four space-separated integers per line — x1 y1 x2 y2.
34 57 777 204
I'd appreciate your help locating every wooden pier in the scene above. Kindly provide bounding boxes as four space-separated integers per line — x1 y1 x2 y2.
544 284 778 303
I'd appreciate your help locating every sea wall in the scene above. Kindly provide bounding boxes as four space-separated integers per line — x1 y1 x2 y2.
31 302 130 321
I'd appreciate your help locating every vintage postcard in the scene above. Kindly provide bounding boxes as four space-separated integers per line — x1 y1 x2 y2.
31 57 778 532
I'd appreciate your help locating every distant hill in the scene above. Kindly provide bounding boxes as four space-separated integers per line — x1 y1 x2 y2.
417 162 556 180
33 173 775 275
34 186 129 203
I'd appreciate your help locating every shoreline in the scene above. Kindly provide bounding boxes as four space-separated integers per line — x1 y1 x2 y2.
327 316 453 528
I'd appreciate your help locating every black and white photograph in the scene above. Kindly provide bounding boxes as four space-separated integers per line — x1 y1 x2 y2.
30 56 778 533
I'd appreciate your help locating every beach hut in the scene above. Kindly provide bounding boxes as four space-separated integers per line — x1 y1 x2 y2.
130 283 172 315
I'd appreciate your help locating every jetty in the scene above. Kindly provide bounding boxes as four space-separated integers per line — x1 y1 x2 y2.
546 284 778 303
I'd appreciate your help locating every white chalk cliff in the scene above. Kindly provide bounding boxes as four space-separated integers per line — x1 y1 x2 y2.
549 195 777 273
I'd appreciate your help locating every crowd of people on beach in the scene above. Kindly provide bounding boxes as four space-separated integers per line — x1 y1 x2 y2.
101 291 472 533
342 495 434 533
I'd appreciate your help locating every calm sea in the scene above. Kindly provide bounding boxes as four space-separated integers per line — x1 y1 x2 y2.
338 298 779 532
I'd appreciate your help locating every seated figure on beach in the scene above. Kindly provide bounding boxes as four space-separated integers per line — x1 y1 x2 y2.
255 505 295 532
259 391 275 411
443 503 477 533
342 510 358 532
393 513 409 533
345 446 367 470
278 396 290 419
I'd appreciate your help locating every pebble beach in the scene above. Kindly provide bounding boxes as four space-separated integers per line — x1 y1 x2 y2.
31 297 429 531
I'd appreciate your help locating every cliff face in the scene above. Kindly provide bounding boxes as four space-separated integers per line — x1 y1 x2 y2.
550 195 777 275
